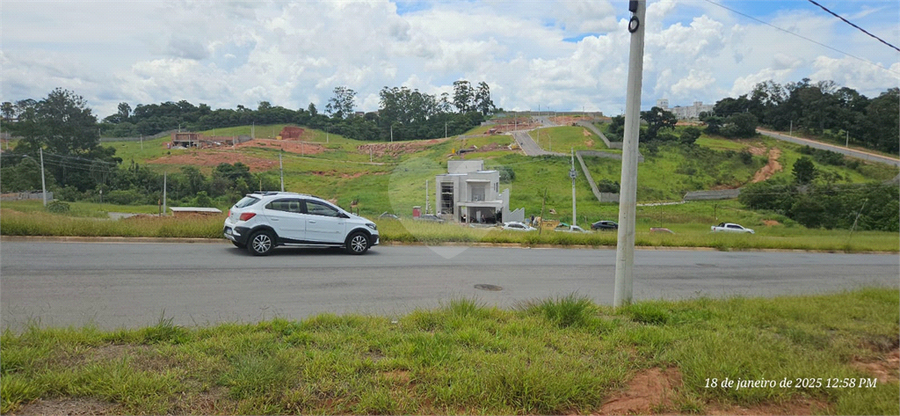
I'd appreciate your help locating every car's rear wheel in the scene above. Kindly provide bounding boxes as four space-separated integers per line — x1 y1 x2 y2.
345 231 370 255
248 230 275 256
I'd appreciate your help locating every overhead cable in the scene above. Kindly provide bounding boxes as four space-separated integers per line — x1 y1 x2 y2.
703 0 900 76
806 0 900 53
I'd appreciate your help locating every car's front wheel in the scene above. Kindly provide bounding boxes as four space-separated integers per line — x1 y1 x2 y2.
248 230 275 256
345 231 370 255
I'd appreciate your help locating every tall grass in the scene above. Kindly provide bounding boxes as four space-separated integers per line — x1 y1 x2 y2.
2 289 896 415
2 208 896 252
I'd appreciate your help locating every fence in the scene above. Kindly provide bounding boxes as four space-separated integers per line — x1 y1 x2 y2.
1 191 53 201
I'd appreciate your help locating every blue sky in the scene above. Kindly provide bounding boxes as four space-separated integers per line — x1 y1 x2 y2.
1 0 897 119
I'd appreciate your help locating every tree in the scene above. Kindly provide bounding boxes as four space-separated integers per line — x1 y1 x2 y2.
474 82 496 116
452 80 474 113
679 126 702 145
721 112 758 138
325 86 356 119
640 106 677 140
1 102 14 121
792 157 817 184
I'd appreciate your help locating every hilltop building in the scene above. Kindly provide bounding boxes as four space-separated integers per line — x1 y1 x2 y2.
655 99 713 120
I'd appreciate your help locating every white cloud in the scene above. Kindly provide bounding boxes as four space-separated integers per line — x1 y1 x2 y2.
1 0 898 119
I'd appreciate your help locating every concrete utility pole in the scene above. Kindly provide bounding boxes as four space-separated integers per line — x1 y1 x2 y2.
40 148 47 206
570 147 577 228
279 151 284 192
163 171 167 214
614 0 646 308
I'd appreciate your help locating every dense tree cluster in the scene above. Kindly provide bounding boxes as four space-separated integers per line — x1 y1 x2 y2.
739 180 898 232
703 79 899 153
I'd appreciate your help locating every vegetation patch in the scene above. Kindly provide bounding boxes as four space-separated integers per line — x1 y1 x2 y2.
2 288 897 415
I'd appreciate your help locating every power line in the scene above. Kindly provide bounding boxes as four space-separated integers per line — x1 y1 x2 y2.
806 0 900 53
702 0 900 76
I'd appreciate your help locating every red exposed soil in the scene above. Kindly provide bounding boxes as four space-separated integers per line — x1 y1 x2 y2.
599 367 682 415
596 367 833 415
148 150 279 172
149 138 325 172
751 148 783 183
357 138 447 158
486 117 541 133
235 138 325 156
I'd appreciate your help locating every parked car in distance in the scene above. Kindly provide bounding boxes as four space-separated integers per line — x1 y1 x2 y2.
501 221 536 231
710 222 754 234
591 220 618 231
223 191 379 255
555 224 588 233
415 214 444 223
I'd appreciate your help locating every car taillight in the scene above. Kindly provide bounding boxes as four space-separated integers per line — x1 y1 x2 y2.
239 212 256 221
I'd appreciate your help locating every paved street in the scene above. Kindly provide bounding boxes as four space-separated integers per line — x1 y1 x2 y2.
2 240 897 331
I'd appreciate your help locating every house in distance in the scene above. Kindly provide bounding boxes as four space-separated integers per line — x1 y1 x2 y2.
435 160 524 224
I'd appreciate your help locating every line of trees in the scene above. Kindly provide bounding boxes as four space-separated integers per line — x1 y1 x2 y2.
2 80 498 144
703 79 899 153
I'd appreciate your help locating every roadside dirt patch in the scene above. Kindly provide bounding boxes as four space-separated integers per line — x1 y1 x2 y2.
853 347 900 384
762 220 781 226
599 367 682 415
706 398 831 415
751 148 783 183
11 398 120 416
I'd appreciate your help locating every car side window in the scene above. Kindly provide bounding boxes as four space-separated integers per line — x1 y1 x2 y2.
266 198 303 213
728 224 739 229
305 200 340 217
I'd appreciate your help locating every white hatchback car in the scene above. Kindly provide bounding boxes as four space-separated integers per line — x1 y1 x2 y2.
223 192 379 255
501 221 536 231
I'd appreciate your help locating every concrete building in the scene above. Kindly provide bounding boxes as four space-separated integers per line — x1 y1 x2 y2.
656 99 713 120
435 160 524 224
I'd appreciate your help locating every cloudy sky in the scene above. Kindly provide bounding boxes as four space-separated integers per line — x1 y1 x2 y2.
2 0 898 120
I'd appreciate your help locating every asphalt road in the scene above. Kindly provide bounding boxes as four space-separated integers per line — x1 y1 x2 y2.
757 129 900 167
2 240 897 331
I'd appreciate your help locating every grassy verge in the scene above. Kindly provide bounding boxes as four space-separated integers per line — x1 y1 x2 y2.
2 207 897 252
2 288 897 415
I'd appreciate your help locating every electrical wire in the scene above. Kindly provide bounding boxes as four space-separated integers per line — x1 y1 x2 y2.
702 0 900 76
806 0 900 53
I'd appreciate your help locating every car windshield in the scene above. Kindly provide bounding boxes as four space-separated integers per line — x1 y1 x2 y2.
234 196 261 208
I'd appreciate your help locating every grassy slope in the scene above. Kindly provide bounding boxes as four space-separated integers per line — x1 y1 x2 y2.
6 124 895 250
2 289 897 415
111 124 897 213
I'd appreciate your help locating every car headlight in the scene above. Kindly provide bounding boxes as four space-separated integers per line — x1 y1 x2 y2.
366 223 377 231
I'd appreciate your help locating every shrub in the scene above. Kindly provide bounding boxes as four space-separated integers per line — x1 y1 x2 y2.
46 200 70 213
105 189 146 205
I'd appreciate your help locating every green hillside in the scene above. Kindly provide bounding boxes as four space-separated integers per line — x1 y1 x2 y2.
111 123 896 228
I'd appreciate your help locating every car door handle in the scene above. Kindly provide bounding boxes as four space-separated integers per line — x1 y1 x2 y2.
309 220 316 224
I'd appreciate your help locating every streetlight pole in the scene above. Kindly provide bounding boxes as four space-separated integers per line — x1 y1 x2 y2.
614 0 646 308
